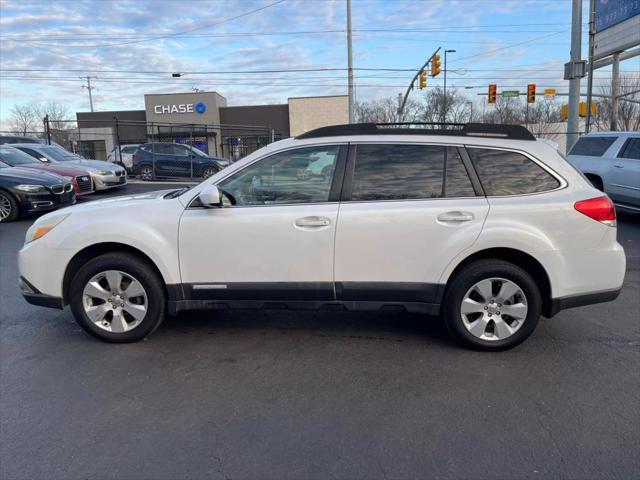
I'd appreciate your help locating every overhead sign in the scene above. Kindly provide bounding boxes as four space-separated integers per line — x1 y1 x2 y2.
593 0 640 60
595 0 640 32
544 88 557 100
502 90 520 98
153 102 207 115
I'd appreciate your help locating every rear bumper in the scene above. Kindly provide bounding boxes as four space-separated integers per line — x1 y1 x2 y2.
547 287 622 317
19 276 64 309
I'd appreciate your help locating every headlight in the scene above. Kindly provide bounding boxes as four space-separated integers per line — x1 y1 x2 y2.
25 213 70 244
15 184 47 193
95 170 112 175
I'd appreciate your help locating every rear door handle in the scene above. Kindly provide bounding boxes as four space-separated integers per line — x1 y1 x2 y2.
613 164 623 168
295 216 331 228
437 211 474 223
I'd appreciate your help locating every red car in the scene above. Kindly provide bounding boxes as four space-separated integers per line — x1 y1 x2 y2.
0 145 94 195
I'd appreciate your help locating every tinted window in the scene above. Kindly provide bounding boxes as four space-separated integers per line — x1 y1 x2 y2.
569 136 617 156
619 138 640 160
352 144 445 201
0 147 39 165
445 148 476 197
218 146 339 206
122 146 138 154
16 147 42 159
154 144 174 155
468 148 560 196
172 145 190 156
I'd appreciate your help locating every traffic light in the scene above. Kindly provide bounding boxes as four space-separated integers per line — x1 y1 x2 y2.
431 55 441 77
488 84 497 104
579 101 597 117
561 104 569 120
419 69 427 89
527 84 536 103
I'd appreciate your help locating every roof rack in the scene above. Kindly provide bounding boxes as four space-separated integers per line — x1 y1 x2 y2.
296 122 536 141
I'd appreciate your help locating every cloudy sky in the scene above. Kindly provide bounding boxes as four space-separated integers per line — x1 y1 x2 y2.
0 0 638 127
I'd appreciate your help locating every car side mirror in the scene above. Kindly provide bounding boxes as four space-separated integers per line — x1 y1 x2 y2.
198 185 222 208
40 157 50 163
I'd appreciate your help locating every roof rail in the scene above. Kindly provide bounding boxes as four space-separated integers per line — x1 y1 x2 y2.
296 122 536 141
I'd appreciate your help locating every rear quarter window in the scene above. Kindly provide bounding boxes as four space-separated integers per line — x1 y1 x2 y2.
569 136 617 157
468 148 560 196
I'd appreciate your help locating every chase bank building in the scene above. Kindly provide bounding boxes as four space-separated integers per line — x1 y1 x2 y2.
75 91 348 160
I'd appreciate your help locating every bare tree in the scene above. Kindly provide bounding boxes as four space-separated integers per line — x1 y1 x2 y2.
355 96 421 123
32 101 71 130
592 74 640 132
9 104 38 135
420 87 471 124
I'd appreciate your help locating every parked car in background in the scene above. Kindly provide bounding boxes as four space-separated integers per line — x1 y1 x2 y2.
132 142 228 180
18 123 625 350
0 146 94 196
0 161 74 222
0 135 45 145
12 143 127 191
567 132 640 212
106 144 140 171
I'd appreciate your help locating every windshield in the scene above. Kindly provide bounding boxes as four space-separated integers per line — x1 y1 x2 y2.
0 147 39 165
37 146 74 162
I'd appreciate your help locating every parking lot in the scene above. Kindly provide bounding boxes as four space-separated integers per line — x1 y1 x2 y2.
1 182 639 480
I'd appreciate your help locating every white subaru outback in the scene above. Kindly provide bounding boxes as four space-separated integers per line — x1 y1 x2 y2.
18 123 626 350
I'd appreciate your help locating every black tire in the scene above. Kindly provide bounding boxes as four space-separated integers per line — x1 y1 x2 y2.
443 259 542 351
0 189 19 223
68 252 166 343
139 165 154 181
201 166 216 179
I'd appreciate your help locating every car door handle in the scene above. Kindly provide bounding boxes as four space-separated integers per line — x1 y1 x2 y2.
613 164 623 168
437 211 474 223
295 216 331 228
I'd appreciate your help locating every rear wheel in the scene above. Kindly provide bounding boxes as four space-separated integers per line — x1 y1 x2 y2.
0 190 18 222
140 165 154 181
443 259 542 350
69 252 166 342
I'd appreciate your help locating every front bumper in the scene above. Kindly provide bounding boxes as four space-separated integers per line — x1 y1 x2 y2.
17 191 75 214
93 172 128 190
19 276 64 309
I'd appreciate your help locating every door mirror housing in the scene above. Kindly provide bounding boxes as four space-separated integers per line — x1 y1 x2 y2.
198 185 222 208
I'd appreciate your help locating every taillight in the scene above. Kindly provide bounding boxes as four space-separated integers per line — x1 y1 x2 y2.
574 196 616 226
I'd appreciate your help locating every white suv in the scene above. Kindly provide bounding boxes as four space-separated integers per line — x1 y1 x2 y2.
18 123 626 350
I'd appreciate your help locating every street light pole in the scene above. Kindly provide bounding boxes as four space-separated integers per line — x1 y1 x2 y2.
443 49 456 123
346 0 355 123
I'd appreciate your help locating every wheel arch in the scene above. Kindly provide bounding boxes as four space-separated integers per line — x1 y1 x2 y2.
583 172 604 190
62 242 172 306
441 247 553 317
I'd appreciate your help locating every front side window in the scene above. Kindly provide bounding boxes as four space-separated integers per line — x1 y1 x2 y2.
217 145 340 206
619 138 640 160
468 148 560 196
351 144 448 201
122 146 138 154
0 147 39 165
569 136 617 157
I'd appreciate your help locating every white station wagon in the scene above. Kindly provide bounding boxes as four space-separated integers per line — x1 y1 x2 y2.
19 123 626 350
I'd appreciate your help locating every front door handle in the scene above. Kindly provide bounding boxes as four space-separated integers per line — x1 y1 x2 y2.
295 216 331 228
437 211 474 223
613 164 623 168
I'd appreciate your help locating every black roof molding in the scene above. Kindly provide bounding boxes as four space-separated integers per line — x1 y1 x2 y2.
296 122 536 141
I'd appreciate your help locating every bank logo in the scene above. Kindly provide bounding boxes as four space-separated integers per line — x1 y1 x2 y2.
195 102 207 114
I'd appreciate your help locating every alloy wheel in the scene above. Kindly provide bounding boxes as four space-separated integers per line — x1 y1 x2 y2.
460 277 528 341
82 270 148 333
140 167 153 180
0 193 12 221
202 167 215 179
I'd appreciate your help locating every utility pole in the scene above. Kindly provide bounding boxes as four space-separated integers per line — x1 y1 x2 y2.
566 0 584 152
346 0 354 123
585 0 596 133
611 52 620 131
443 49 456 123
81 76 95 112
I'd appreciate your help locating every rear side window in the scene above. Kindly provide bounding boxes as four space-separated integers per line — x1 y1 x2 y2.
619 138 640 160
468 148 560 196
569 136 617 156
351 144 476 201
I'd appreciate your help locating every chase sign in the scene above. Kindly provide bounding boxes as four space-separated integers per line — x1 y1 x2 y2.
153 101 207 115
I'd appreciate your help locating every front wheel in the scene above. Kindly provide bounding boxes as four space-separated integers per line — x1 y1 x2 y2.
443 259 542 351
139 165 154 181
0 190 18 222
201 166 217 179
69 252 166 342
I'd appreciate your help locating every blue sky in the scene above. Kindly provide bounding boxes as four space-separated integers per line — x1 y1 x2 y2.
0 0 638 127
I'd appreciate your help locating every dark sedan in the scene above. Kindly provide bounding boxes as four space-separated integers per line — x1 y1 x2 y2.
0 161 75 222
132 143 228 180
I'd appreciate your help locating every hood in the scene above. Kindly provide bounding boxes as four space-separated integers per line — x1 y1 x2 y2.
14 163 92 177
0 166 66 183
59 188 175 213
62 159 124 171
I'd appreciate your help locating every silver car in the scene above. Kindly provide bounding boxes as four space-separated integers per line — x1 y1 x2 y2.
12 143 127 191
567 132 640 212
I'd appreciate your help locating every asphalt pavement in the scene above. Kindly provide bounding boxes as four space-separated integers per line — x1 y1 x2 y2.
1 184 639 480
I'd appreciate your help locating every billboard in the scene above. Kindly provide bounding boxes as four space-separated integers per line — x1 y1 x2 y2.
594 0 640 60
